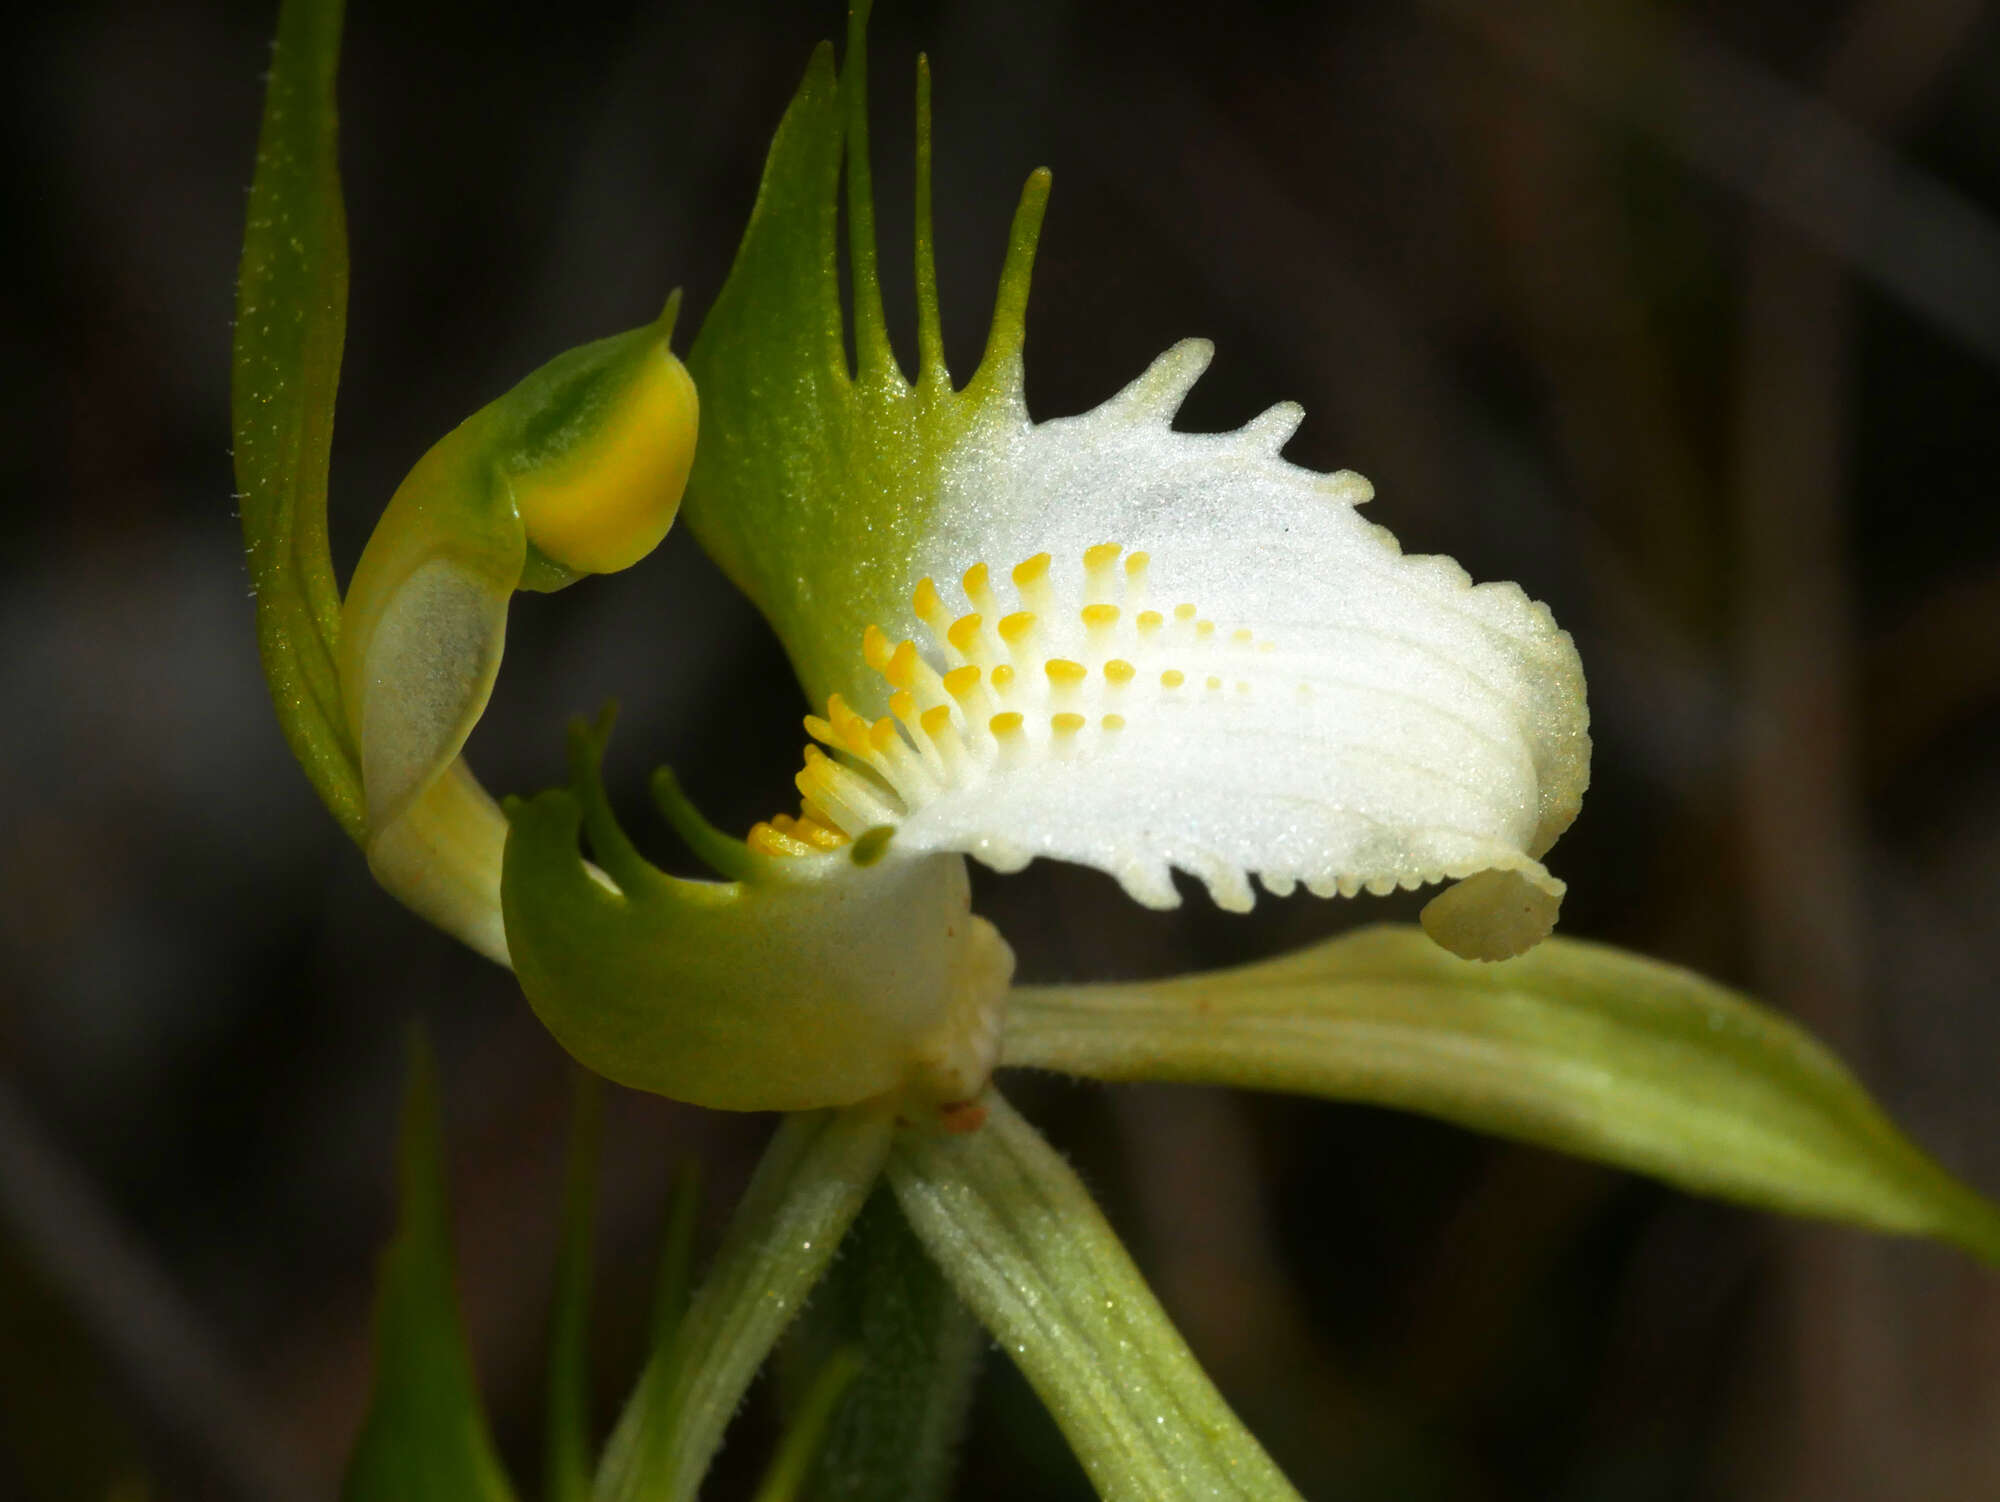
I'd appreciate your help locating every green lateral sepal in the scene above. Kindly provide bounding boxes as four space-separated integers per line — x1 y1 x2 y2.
1005 924 2000 1264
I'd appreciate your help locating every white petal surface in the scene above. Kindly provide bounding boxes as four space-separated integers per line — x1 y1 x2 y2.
791 342 1589 956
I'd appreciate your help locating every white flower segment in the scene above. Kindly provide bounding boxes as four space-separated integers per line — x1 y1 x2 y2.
760 340 1590 961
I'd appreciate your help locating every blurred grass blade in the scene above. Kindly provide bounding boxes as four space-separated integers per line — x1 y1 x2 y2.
889 1092 1302 1502
751 1348 864 1502
649 1158 701 1354
1005 924 2000 1263
342 1034 515 1502
594 1106 893 1502
545 1071 603 1502
233 0 364 842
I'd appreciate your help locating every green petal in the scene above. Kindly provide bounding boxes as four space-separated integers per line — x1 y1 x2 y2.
1004 924 2000 1262
594 1106 893 1502
682 0 1048 708
889 1092 1301 1502
342 1033 515 1502
232 0 362 842
500 711 1012 1112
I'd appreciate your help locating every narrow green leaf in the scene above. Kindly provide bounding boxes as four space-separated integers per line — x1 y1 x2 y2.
342 1033 515 1502
649 1158 702 1356
889 1092 1302 1502
782 1188 983 1502
752 1348 865 1502
545 1070 603 1502
233 0 364 842
594 1106 894 1502
1004 924 2000 1263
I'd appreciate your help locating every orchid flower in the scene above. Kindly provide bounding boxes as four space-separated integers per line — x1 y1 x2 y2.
499 18 1591 1122
233 2 2000 1499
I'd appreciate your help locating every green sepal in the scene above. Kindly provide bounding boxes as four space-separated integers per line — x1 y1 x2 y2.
1004 925 2000 1263
890 1092 1301 1502
341 1032 516 1502
499 710 989 1112
232 0 363 842
682 0 1049 711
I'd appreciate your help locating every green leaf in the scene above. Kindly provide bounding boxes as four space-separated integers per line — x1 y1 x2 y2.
1004 924 2000 1263
649 1158 702 1355
682 0 1049 710
233 0 363 843
342 1033 515 1502
594 1106 894 1502
781 1188 983 1502
889 1092 1302 1502
545 1070 603 1502
752 1348 865 1502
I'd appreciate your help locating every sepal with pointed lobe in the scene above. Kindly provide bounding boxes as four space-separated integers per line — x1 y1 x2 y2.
682 4 1588 959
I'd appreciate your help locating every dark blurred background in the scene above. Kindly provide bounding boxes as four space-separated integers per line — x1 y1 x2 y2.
6 0 2000 1497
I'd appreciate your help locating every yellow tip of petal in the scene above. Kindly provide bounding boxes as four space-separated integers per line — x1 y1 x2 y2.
1420 868 1563 962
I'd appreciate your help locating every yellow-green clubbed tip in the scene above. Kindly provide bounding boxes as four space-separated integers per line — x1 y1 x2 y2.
508 293 698 580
